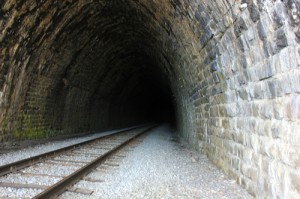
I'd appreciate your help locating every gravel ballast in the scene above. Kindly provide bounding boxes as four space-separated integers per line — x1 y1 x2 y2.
0 126 141 166
60 124 253 199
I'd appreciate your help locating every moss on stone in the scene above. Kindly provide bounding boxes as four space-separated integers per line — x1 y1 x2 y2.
21 128 47 140
11 112 48 140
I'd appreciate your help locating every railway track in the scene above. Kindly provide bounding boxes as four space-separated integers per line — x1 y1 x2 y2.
0 124 157 198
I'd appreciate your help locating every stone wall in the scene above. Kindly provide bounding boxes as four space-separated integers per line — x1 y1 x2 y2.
0 0 300 197
170 0 300 198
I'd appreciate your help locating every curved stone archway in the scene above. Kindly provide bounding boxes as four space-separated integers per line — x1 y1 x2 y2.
0 0 300 197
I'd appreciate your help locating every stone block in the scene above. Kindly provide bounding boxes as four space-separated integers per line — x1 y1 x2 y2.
250 134 259 152
243 176 257 196
289 70 300 93
262 40 271 57
226 104 239 117
242 147 253 163
288 147 300 168
278 48 293 73
210 60 219 72
273 2 286 29
249 49 263 67
254 83 265 99
276 28 288 50
267 80 277 99
271 122 285 139
260 102 273 120
235 131 244 144
247 166 258 182
263 120 272 137
238 36 247 52
238 87 249 100
259 137 277 158
290 170 300 194
248 3 260 22
234 17 248 37
231 156 241 170
251 103 260 117
286 95 299 121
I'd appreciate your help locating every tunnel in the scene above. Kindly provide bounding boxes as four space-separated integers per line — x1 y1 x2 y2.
0 0 300 198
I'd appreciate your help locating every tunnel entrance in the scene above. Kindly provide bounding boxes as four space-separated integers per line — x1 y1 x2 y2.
1 0 300 198
0 0 181 140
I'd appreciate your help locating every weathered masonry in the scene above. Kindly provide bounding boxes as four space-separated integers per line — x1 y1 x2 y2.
0 0 300 198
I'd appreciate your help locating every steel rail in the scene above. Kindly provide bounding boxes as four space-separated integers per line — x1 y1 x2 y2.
0 123 154 177
33 125 157 199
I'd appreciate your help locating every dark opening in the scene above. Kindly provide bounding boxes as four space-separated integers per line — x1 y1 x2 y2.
113 55 177 129
135 73 177 127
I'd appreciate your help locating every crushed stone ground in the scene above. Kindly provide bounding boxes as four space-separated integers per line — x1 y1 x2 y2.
61 124 253 199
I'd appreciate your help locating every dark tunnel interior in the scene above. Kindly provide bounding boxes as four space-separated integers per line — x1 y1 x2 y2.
90 2 179 129
0 0 183 141
56 1 181 131
100 49 178 129
132 67 177 127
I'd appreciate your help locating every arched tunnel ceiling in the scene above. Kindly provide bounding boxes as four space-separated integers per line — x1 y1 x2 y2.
1 0 202 135
0 0 229 96
0 0 299 128
0 0 299 134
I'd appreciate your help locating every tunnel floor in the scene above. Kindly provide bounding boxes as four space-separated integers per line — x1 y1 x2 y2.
0 125 252 198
